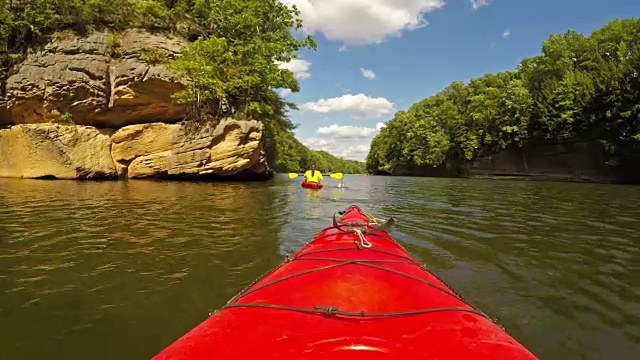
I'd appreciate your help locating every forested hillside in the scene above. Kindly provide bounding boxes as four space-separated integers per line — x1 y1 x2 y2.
270 131 366 174
265 120 366 173
366 18 640 175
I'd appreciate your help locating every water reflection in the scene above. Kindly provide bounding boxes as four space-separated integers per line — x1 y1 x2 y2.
0 179 287 360
329 187 345 202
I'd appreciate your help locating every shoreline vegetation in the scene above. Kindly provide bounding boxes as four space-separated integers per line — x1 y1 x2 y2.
366 18 640 184
0 0 366 178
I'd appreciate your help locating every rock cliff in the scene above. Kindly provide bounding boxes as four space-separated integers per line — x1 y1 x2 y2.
0 29 271 180
377 141 637 184
465 141 630 183
3 29 188 128
110 119 267 179
0 119 267 180
0 124 116 179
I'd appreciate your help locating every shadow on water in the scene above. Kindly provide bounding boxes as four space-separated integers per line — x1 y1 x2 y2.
1 175 639 360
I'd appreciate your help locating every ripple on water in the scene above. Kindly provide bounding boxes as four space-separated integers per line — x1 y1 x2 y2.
385 179 640 359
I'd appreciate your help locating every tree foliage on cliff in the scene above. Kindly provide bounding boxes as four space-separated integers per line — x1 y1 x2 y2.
165 0 316 121
0 0 328 173
366 18 640 174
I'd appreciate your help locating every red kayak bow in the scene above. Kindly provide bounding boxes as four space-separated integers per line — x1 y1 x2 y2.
153 205 538 360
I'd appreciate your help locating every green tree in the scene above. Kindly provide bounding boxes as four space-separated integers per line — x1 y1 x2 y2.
166 0 316 121
367 17 640 176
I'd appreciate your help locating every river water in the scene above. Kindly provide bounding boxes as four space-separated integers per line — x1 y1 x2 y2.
1 175 639 359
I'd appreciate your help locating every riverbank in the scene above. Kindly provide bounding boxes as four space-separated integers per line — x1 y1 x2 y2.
365 18 640 184
0 28 272 181
0 2 328 181
372 140 640 185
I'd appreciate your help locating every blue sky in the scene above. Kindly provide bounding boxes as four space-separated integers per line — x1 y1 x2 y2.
277 0 640 161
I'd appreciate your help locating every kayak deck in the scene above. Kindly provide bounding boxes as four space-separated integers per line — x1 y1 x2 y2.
153 205 537 360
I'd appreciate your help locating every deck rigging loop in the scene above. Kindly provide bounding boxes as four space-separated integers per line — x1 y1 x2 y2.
332 206 395 238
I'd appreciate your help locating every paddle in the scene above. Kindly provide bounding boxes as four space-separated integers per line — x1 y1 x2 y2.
288 172 343 179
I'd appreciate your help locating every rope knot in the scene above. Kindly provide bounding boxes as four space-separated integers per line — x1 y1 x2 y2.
314 305 338 316
353 229 372 249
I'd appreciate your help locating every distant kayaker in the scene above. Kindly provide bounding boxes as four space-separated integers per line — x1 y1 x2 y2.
304 163 323 184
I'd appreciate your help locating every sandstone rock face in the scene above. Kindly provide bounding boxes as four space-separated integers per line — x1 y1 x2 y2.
0 101 9 124
0 119 269 180
0 124 116 179
4 29 188 128
111 119 267 179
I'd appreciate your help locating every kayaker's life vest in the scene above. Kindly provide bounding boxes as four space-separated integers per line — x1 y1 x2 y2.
304 169 323 183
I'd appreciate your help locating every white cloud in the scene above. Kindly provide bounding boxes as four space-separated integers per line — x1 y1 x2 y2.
301 121 389 161
338 45 349 52
317 124 378 138
302 138 372 161
360 68 376 79
276 58 311 79
470 0 491 10
282 0 446 45
503 28 510 38
298 94 395 119
277 88 293 98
